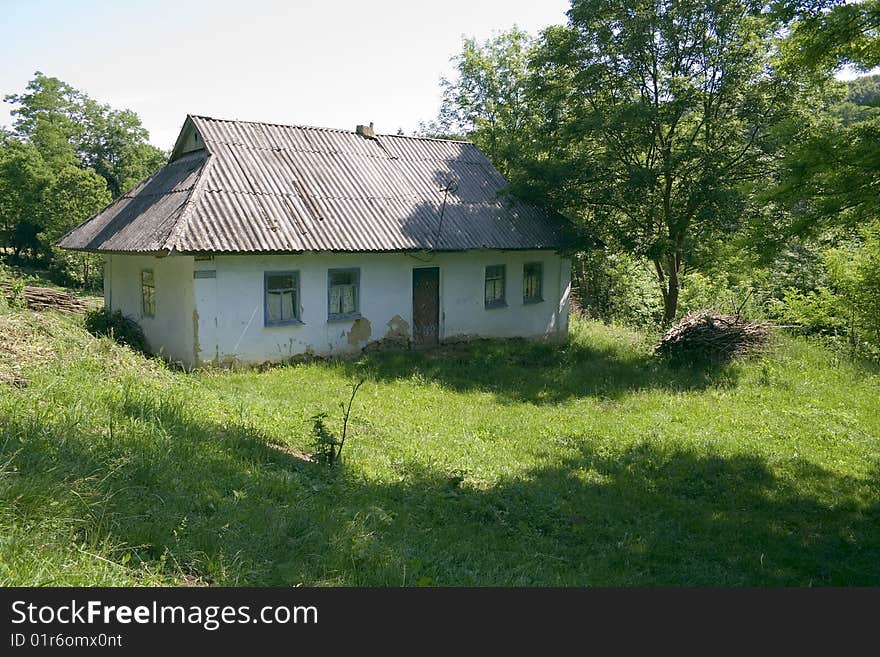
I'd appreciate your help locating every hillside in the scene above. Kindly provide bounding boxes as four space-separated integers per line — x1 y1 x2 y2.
1 302 878 585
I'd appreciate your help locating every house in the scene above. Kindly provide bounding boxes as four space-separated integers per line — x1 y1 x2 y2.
58 115 571 367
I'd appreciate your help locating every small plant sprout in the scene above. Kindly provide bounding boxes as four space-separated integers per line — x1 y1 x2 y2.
310 379 365 466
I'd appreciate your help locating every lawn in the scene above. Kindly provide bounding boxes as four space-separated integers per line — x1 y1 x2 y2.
1 304 878 586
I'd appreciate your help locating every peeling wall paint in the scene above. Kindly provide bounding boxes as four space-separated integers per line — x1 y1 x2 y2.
348 317 372 346
386 315 409 340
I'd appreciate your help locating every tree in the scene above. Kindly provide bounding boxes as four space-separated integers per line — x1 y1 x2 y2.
771 91 880 236
0 137 53 259
519 0 804 322
38 165 111 285
1 72 166 285
78 102 166 198
422 28 536 177
4 72 166 198
768 0 880 239
3 72 82 169
774 0 880 74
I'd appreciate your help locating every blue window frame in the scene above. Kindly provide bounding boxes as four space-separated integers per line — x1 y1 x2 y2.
264 271 301 326
328 268 361 321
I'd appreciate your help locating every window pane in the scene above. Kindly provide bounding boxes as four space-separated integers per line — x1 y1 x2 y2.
331 271 354 287
265 272 298 323
280 290 294 321
329 285 342 315
267 291 282 322
340 285 355 314
329 269 359 317
485 265 505 305
524 263 542 301
142 270 155 316
267 274 294 291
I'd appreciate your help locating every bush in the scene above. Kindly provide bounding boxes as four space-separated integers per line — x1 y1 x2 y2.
0 263 27 310
571 250 663 326
678 273 768 322
767 221 880 359
83 308 149 353
768 286 845 335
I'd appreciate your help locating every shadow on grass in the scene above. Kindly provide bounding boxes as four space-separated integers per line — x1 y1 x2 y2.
4 388 877 586
331 334 738 404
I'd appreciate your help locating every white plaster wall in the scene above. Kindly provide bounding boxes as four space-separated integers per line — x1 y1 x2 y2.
192 250 570 366
105 254 195 364
440 250 571 339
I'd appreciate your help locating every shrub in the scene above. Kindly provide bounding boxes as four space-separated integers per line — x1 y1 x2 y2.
678 273 768 322
767 221 880 358
83 308 149 353
768 286 846 336
1 274 27 310
571 250 663 326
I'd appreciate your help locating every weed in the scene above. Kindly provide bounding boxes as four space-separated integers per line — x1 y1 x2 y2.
310 379 365 465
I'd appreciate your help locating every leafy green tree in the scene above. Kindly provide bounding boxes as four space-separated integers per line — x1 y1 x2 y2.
1 72 165 285
768 1 880 237
826 221 880 351
38 165 111 285
422 28 535 177
846 72 880 106
3 72 82 169
0 137 53 259
774 0 880 74
38 165 110 244
772 98 880 235
4 72 166 198
78 102 166 198
520 0 803 322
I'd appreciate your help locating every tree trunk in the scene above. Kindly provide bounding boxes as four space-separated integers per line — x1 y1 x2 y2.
662 264 680 324
654 251 682 325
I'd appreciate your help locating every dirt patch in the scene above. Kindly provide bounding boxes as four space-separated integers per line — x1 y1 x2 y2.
266 442 314 463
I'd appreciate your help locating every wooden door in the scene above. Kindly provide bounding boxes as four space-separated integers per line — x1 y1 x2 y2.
412 267 439 347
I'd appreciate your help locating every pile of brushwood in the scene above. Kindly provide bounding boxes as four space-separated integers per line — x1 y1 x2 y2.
656 311 771 362
1 284 88 312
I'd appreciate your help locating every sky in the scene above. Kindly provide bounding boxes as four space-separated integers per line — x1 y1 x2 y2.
0 0 570 150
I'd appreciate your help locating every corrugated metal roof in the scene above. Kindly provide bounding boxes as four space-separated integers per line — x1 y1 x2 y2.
58 115 566 253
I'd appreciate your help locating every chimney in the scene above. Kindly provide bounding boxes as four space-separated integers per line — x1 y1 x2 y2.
356 122 375 139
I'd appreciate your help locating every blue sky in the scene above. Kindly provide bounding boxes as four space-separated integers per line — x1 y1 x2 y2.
1 0 569 150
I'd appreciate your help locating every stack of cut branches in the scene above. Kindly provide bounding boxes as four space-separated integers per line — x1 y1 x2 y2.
2 284 88 313
656 311 771 362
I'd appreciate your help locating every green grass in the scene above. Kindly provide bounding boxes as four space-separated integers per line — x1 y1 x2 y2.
1 304 878 586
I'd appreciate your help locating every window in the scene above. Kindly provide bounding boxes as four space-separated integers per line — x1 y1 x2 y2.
328 268 360 320
264 271 300 325
484 264 506 308
141 269 155 317
523 262 543 304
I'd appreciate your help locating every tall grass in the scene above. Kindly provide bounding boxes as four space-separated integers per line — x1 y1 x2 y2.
1 308 878 586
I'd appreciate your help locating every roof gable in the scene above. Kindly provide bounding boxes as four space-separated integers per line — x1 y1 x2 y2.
58 115 565 253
